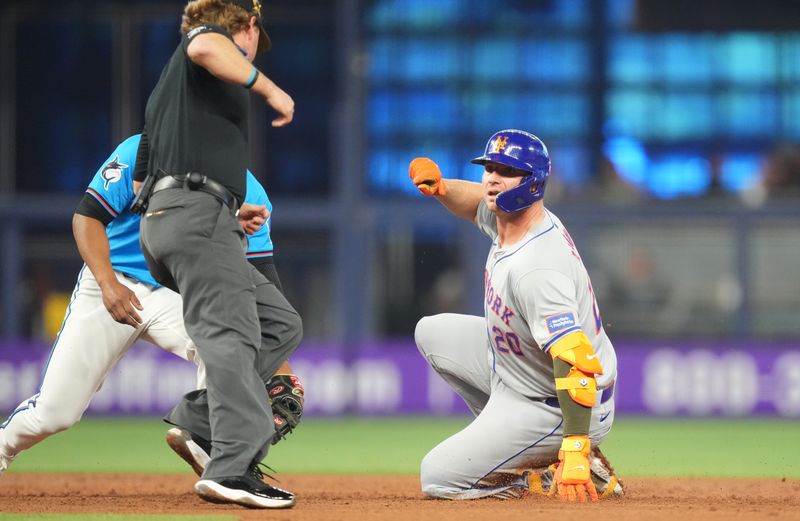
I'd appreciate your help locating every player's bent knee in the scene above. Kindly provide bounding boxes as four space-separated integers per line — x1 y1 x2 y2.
420 467 468 500
414 315 438 356
420 453 447 498
420 449 463 498
288 312 303 345
270 309 303 353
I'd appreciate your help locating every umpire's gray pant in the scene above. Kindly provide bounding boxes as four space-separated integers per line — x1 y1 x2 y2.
140 188 302 480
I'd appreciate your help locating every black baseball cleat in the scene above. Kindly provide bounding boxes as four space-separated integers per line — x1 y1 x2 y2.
194 474 296 509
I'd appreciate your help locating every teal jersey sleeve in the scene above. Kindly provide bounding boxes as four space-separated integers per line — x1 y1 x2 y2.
244 170 274 258
86 134 140 216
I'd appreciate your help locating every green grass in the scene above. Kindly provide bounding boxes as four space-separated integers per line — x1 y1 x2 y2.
4 417 799 478
600 417 800 478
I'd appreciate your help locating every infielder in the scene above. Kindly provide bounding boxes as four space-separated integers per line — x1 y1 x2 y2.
0 133 303 478
409 129 623 502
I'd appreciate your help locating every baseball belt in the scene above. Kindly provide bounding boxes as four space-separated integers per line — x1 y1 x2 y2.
544 381 614 409
152 173 238 212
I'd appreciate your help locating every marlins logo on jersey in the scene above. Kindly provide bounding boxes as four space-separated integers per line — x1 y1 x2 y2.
101 157 128 190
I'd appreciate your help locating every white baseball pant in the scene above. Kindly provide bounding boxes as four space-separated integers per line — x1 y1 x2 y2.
415 313 615 499
0 266 203 462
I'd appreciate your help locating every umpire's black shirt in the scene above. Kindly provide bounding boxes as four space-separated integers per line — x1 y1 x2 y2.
135 25 249 203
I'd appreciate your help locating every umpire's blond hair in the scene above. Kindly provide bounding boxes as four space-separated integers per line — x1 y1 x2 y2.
181 0 251 35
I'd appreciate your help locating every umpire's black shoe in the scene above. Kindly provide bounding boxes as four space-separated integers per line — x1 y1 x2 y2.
195 474 295 509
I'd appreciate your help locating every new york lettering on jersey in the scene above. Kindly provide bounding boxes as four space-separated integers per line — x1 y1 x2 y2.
483 271 516 327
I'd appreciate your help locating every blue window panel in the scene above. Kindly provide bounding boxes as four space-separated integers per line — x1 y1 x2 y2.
369 90 458 134
370 38 398 81
469 93 587 138
368 149 418 195
527 95 589 136
717 34 777 84
658 94 715 139
719 92 776 137
371 38 460 83
471 38 519 81
607 90 653 137
608 36 654 83
659 35 715 83
520 39 589 82
606 0 636 28
549 144 591 187
721 154 761 191
779 36 800 81
603 135 649 187
782 91 800 139
549 0 591 27
405 39 460 82
468 93 528 136
263 25 334 82
367 0 462 29
611 92 714 139
647 154 711 199
406 91 458 133
367 91 397 135
469 0 587 29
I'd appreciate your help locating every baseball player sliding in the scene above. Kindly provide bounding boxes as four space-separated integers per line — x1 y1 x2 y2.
409 129 623 502
0 134 303 477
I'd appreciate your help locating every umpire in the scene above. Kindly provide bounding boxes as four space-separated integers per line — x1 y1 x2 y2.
133 0 302 509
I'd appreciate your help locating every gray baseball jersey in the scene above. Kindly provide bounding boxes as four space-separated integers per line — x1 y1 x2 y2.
416 202 617 499
475 202 617 397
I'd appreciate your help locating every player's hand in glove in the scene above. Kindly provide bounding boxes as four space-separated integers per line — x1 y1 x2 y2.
549 435 599 503
267 374 305 445
409 157 447 196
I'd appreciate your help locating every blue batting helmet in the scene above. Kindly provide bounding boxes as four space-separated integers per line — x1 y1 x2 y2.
471 129 551 213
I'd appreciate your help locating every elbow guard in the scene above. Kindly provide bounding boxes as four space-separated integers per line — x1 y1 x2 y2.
550 331 603 407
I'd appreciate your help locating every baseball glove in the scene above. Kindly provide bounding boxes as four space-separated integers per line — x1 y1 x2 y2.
409 157 447 196
549 435 598 502
267 374 305 445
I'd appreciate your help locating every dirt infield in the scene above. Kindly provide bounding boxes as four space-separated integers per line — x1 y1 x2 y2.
1 474 799 520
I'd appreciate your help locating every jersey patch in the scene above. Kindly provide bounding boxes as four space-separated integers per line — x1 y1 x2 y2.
101 156 128 190
546 312 576 334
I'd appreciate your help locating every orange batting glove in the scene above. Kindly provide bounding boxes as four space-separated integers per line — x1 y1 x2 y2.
549 435 599 503
409 157 447 196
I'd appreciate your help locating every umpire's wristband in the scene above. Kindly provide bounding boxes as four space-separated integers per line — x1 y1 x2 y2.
244 67 259 89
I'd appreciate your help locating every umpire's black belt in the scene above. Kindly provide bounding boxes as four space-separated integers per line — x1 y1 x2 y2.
152 173 238 212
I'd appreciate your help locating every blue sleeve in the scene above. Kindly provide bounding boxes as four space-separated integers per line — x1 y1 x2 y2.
244 171 274 256
86 135 140 218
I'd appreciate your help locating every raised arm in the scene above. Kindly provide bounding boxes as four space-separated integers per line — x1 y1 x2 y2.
186 32 258 86
186 31 293 127
408 158 484 223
